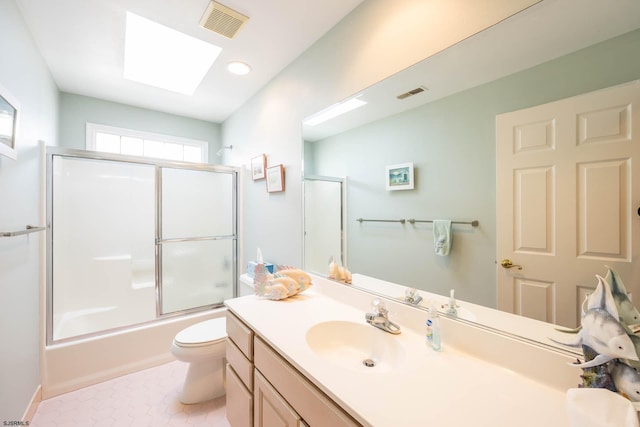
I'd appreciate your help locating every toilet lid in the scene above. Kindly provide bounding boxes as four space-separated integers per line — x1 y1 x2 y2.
175 317 227 346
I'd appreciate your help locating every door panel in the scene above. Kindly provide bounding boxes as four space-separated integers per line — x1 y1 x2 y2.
158 166 236 314
514 166 555 253
497 80 640 327
515 278 555 324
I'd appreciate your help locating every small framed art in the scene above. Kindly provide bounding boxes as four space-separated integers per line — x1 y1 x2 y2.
251 154 266 180
386 162 414 191
0 83 19 160
266 164 285 193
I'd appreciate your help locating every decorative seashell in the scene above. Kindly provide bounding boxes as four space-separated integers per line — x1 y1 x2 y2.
254 264 313 300
275 267 313 292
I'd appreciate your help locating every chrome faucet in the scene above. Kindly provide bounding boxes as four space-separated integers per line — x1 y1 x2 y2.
404 287 423 305
365 299 401 334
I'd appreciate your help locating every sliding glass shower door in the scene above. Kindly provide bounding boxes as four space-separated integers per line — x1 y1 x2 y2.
48 149 237 343
159 167 235 314
50 156 157 341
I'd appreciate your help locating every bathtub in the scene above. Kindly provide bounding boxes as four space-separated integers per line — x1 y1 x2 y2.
41 273 255 399
41 308 226 399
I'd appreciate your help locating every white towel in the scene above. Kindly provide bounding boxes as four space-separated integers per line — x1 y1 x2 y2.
566 388 640 427
433 220 452 256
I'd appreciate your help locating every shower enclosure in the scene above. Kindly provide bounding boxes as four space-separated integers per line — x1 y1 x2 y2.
47 148 237 344
303 176 345 274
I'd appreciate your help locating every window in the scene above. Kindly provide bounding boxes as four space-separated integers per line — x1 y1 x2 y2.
86 123 208 163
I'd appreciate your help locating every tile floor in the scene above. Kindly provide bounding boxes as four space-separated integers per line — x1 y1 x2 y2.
30 361 231 427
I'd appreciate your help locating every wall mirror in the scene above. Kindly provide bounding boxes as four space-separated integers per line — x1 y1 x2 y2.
302 0 640 352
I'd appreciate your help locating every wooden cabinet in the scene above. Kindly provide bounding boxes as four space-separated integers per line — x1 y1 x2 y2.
226 310 361 427
254 337 359 427
227 364 253 427
226 311 254 427
254 370 301 427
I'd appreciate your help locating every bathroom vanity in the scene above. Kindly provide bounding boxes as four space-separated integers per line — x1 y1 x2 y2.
226 310 359 427
225 274 576 427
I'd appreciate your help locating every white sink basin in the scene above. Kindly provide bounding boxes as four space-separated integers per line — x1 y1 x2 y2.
305 320 406 373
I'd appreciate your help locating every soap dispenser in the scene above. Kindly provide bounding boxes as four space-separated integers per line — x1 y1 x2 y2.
425 304 441 351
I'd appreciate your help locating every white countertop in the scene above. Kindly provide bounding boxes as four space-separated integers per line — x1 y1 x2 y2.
226 275 569 427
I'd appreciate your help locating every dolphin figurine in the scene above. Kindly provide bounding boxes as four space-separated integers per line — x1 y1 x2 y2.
605 266 640 332
610 361 640 401
555 267 640 334
551 275 639 368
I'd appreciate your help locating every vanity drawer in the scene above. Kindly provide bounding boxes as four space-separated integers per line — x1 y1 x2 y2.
226 363 253 427
254 337 361 427
226 311 253 360
226 337 253 391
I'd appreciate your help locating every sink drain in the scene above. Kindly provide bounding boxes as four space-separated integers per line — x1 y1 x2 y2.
362 358 376 367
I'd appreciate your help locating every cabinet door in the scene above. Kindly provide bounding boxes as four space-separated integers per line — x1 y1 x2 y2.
254 337 360 427
227 364 253 427
254 370 301 427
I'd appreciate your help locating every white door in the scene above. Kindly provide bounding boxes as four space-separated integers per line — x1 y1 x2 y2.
496 81 640 328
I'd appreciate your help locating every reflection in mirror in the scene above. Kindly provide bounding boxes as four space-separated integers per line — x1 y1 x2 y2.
303 176 345 273
302 0 640 348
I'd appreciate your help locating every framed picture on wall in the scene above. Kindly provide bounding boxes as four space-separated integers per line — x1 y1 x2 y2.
251 154 266 180
266 164 285 193
386 162 414 191
0 83 19 160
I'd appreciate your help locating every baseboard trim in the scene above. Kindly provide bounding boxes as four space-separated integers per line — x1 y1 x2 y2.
22 385 42 422
43 354 174 399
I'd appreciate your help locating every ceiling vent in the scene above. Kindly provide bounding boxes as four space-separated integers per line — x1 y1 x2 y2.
199 1 249 39
396 86 428 100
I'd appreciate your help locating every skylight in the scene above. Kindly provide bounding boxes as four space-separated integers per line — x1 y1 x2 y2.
124 12 222 95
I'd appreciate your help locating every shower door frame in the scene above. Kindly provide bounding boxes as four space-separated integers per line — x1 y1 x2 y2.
302 175 347 274
46 147 238 345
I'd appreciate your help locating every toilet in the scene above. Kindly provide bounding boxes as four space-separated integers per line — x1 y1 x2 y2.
239 273 255 296
170 317 227 404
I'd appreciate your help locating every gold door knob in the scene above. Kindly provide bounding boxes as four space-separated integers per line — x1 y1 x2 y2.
500 259 523 270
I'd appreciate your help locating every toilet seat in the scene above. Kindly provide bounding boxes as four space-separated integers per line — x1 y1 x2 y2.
174 318 226 348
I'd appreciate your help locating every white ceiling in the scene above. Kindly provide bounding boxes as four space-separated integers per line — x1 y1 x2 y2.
15 0 364 123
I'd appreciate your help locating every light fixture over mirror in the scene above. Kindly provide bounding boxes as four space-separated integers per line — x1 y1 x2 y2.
303 97 367 127
302 0 640 351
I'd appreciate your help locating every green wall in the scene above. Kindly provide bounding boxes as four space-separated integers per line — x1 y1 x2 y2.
59 93 222 163
307 28 640 307
0 0 59 420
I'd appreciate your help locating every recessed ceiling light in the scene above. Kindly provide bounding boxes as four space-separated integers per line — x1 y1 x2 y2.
124 12 222 95
303 98 367 127
227 61 251 75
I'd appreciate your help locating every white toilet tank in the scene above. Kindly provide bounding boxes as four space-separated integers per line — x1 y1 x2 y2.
239 274 254 297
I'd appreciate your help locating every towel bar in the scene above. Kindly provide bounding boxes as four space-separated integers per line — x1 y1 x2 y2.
356 218 479 227
0 225 47 237
356 218 406 224
408 219 479 227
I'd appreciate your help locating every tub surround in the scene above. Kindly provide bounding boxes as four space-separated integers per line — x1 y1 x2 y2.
226 274 577 427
